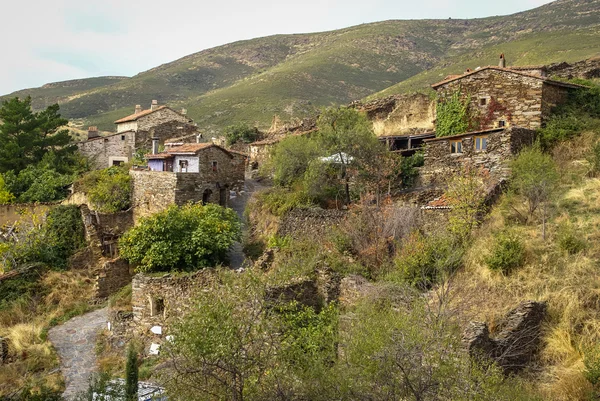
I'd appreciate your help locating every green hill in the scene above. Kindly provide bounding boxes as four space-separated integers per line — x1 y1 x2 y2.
2 0 600 132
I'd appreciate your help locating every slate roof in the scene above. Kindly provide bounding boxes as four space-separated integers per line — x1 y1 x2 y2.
146 143 247 159
114 106 191 124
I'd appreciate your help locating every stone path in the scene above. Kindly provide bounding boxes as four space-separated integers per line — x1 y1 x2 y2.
228 176 268 269
48 307 108 400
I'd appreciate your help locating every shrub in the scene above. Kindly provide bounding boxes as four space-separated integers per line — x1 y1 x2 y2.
435 90 472 137
255 187 313 217
400 151 424 188
584 344 600 386
267 135 322 188
78 165 131 213
587 140 600 176
485 229 524 274
224 122 258 146
557 221 586 255
119 203 241 273
0 174 14 204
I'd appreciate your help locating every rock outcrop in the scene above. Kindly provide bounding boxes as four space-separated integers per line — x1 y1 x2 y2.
463 300 547 373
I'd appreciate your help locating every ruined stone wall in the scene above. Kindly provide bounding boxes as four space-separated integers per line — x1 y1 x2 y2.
95 209 134 236
249 143 276 168
130 170 177 222
420 128 536 186
277 208 347 240
95 258 132 299
0 203 56 227
356 93 435 137
541 83 571 124
437 70 545 130
131 272 213 330
77 131 135 170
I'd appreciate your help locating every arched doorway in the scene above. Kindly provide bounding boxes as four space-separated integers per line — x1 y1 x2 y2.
202 189 213 205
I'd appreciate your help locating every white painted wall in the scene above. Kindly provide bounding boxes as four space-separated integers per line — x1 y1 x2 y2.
117 121 138 133
174 156 199 173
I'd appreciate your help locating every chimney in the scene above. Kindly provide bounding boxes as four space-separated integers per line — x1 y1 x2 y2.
150 100 158 111
134 105 142 114
152 137 160 155
196 133 203 143
181 108 187 115
465 68 472 73
499 53 506 68
87 126 99 140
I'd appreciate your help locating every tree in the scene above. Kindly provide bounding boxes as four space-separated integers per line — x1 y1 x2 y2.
510 145 558 239
125 345 139 401
0 97 75 174
0 175 15 204
267 135 322 187
119 203 241 272
445 167 488 243
225 122 258 146
315 107 383 204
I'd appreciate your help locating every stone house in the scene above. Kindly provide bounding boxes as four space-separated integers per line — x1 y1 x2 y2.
130 142 247 221
419 126 536 186
78 101 198 169
432 57 584 131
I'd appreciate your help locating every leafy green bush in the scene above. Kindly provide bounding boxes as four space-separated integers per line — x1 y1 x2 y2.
267 135 322 187
485 229 524 274
587 140 600 176
119 203 241 273
584 344 600 386
78 165 131 213
255 187 313 216
224 122 258 146
4 163 74 203
400 151 424 188
0 174 14 204
557 221 586 255
390 232 463 290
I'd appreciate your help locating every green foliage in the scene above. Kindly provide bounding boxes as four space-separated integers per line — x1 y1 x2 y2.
390 231 464 290
511 145 558 219
267 135 322 187
556 221 587 255
587 140 600 176
5 384 62 401
73 372 126 401
1 206 85 270
78 165 132 213
584 344 600 386
125 345 139 401
399 151 424 188
303 159 345 204
435 90 471 137
119 203 241 273
445 168 488 243
485 229 525 274
0 174 15 204
255 187 313 216
224 122 258 146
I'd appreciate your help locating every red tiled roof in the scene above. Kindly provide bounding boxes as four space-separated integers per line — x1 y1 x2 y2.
431 66 586 90
422 195 451 210
114 106 168 123
145 152 173 160
166 143 214 153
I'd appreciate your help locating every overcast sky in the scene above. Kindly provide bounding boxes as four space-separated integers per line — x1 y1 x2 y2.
0 0 554 95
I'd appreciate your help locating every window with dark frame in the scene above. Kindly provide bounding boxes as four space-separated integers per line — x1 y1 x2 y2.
498 120 506 127
450 140 463 154
479 98 487 106
121 135 125 140
179 160 189 173
212 161 218 172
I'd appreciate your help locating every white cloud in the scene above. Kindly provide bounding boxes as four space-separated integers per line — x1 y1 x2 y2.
0 0 554 95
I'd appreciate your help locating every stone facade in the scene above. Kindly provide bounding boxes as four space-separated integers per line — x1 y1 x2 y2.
433 67 580 130
131 145 246 222
77 131 136 169
95 258 132 299
420 127 536 186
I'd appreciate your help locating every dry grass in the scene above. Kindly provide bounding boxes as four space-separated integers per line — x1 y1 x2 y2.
0 270 95 396
445 133 600 400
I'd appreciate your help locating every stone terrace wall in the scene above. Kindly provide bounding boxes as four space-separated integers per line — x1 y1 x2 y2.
436 69 546 130
130 170 177 222
131 272 214 330
420 127 535 186
95 258 132 299
277 208 347 240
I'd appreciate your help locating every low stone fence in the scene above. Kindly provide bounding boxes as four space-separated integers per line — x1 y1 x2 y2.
277 208 347 240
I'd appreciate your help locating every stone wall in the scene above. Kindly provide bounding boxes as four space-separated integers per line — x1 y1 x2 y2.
541 83 570 124
130 170 178 222
95 258 132 299
95 209 134 236
277 208 347 240
436 69 546 130
0 203 56 227
420 127 536 186
77 131 136 170
131 272 214 330
135 108 195 148
352 93 436 136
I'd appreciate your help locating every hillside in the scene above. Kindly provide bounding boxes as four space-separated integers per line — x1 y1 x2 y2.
2 0 600 132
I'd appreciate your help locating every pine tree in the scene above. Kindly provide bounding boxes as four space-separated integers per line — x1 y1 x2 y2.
125 345 139 401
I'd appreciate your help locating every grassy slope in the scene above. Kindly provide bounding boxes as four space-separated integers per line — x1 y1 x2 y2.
2 0 600 132
447 131 600 399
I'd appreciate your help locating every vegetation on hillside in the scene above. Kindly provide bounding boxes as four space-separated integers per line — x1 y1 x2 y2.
77 165 132 213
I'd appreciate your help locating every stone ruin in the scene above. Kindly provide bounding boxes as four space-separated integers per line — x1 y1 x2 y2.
463 300 547 373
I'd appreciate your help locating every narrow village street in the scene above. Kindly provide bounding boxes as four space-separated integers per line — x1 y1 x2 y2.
48 307 108 400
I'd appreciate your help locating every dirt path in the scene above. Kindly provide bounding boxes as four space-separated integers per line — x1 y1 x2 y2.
229 176 269 269
48 307 108 400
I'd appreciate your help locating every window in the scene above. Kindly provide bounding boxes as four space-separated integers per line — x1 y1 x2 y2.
212 161 218 172
121 135 126 141
479 98 487 106
112 160 124 166
450 140 463 154
498 120 506 127
475 135 488 151
179 160 189 173
150 297 165 317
